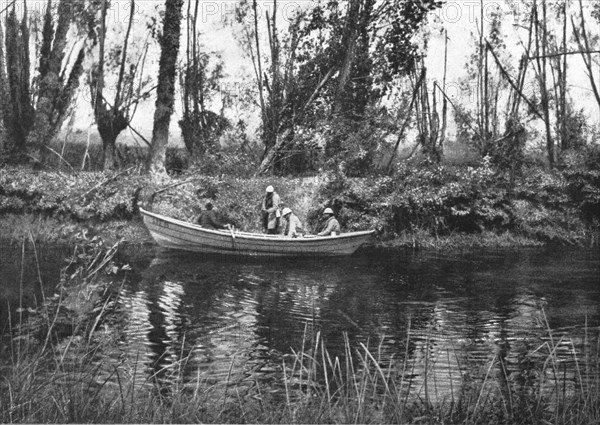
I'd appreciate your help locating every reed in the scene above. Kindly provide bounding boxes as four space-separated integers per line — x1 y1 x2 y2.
2 316 598 423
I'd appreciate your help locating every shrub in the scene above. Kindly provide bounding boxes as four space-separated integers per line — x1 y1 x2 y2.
315 157 595 245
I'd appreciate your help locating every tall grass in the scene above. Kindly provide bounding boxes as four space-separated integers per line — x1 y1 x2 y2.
3 315 597 423
1 242 598 424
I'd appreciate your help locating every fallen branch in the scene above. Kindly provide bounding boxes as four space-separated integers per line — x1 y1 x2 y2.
151 177 204 198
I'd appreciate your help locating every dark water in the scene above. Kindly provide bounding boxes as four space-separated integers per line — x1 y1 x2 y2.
2 241 599 402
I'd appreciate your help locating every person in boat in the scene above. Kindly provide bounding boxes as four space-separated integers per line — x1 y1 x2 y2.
261 185 280 234
317 207 341 236
279 207 304 237
197 202 230 230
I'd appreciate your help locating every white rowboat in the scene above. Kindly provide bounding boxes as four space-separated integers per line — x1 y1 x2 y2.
140 208 375 257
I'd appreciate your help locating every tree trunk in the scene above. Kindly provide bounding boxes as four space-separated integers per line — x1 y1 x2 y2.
534 0 554 167
560 0 567 151
102 134 118 170
0 20 9 146
97 108 128 170
146 0 184 175
252 0 267 152
332 0 361 117
5 5 33 156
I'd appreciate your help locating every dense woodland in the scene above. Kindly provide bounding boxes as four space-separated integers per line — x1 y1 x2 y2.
0 0 599 245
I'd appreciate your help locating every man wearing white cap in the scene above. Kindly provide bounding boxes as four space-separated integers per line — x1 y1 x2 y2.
261 185 280 234
279 207 304 237
318 207 341 236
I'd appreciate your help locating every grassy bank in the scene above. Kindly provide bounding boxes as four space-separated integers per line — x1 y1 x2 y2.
1 241 599 424
1 158 598 248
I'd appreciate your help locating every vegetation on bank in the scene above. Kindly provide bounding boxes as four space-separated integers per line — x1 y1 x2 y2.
0 1 598 249
1 240 599 424
1 143 599 248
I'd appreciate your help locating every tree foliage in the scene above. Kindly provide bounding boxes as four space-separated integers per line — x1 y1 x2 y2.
245 0 440 175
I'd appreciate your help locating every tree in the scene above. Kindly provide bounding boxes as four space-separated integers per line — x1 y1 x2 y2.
532 0 555 166
454 4 514 160
248 0 440 175
0 0 98 164
146 0 184 175
239 0 292 175
3 2 33 159
90 0 152 170
27 0 87 162
179 0 228 158
572 0 600 114
0 22 6 153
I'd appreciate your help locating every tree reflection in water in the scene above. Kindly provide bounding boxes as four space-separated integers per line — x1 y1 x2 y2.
111 247 599 404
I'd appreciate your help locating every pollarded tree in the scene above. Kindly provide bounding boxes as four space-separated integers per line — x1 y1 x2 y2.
146 0 184 175
89 0 152 170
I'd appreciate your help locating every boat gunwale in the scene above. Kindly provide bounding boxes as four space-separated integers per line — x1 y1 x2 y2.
139 207 376 242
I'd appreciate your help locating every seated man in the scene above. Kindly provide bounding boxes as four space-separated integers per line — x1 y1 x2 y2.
197 202 229 230
317 207 340 236
279 207 304 237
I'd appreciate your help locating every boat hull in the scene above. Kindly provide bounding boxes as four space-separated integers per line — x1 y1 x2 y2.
140 208 374 257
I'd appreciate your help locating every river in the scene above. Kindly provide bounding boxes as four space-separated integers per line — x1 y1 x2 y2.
1 241 599 404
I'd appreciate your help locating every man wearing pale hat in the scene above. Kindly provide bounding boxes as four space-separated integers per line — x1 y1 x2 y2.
318 207 341 236
261 185 280 234
279 207 304 237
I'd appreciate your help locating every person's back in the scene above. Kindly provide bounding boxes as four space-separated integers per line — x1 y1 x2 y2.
197 203 226 230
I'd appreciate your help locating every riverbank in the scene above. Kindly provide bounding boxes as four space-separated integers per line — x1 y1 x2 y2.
1 162 598 249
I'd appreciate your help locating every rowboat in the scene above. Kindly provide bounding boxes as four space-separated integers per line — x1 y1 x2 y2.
140 207 375 257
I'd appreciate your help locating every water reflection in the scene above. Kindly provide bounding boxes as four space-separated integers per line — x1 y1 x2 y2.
112 247 599 403
0 241 70 337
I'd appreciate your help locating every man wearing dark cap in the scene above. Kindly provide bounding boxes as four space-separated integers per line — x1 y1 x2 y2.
197 202 229 230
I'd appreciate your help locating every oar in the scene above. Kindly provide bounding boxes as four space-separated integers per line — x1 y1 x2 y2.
142 177 205 210
151 177 202 197
228 225 237 250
